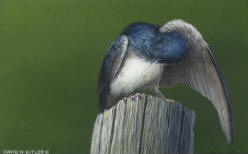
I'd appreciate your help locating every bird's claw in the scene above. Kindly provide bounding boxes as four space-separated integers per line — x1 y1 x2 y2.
163 98 176 103
122 97 128 101
122 93 141 101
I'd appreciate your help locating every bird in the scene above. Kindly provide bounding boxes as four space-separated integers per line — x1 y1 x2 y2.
97 19 233 144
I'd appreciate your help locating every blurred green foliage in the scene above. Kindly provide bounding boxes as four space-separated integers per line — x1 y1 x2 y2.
0 0 248 153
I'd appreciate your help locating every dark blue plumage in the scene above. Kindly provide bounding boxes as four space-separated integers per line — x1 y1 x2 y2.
122 23 189 64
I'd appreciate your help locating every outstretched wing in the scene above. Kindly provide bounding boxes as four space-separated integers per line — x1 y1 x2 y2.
159 20 233 144
98 35 128 112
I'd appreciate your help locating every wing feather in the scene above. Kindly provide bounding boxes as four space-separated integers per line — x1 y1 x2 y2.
98 36 128 112
160 20 233 144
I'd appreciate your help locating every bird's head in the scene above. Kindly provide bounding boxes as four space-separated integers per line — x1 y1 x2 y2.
121 22 188 63
121 23 159 54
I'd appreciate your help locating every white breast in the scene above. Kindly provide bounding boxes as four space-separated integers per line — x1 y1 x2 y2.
110 53 163 96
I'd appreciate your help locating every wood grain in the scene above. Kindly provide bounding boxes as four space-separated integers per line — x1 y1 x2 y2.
91 94 195 154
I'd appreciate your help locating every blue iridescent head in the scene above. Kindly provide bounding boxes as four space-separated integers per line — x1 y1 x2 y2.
121 22 189 64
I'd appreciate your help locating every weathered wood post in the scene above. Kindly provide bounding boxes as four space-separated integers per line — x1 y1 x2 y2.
90 94 195 154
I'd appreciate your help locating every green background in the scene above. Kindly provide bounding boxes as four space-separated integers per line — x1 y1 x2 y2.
1 0 247 153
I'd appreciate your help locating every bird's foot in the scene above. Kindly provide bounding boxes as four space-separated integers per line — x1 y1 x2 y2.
123 93 141 101
129 93 141 100
122 96 128 101
162 98 176 103
155 89 176 103
133 92 141 98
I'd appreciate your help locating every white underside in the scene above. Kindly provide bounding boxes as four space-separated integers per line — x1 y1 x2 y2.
110 54 163 96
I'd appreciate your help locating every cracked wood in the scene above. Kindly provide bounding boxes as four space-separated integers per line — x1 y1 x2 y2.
90 94 195 154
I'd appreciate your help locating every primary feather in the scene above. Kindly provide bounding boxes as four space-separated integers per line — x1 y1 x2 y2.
160 20 233 144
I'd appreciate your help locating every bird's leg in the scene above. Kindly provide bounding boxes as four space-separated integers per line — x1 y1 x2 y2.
155 88 175 103
154 78 175 103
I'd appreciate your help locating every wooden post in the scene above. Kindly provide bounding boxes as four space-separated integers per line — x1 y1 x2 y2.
90 94 195 154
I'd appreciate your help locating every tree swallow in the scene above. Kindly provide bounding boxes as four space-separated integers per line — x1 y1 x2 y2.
98 19 233 144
